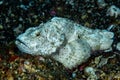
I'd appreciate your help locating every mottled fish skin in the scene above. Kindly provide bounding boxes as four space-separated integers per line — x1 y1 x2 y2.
15 17 114 69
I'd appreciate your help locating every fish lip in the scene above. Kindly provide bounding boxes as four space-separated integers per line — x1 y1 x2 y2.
16 39 28 47
15 39 36 54
15 39 31 52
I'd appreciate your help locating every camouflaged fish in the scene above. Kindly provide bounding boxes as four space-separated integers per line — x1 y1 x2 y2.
15 17 114 69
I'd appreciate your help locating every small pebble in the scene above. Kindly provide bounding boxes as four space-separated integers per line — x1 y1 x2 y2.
116 42 120 51
0 24 3 30
0 1 3 5
24 60 30 65
72 72 76 78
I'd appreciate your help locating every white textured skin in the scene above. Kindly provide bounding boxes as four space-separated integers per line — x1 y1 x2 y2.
52 39 91 69
16 21 65 55
16 17 114 69
80 29 114 51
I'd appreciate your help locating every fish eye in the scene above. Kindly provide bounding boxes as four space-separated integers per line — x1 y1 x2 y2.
35 32 40 37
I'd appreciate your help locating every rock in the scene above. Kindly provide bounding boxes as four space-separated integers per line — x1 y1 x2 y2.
97 0 107 8
106 5 120 18
84 67 98 80
116 42 120 51
0 24 3 30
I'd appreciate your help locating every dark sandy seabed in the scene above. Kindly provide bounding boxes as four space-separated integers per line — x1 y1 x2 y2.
0 0 120 80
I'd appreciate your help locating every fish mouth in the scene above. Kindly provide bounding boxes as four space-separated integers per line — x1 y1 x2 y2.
15 39 31 53
16 39 28 47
